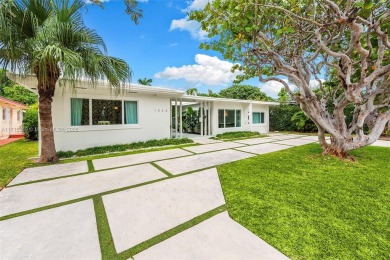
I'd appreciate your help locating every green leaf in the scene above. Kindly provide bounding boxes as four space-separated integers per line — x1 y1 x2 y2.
245 27 251 32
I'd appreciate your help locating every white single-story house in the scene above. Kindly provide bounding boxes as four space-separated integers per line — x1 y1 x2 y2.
0 96 27 140
10 74 278 152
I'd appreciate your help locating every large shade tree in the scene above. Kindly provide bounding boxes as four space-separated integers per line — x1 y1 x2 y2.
219 84 273 101
0 0 141 162
192 0 390 158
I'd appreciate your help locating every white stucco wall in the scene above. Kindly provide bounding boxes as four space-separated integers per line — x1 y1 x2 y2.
0 104 24 139
210 102 270 135
251 104 270 133
51 87 173 151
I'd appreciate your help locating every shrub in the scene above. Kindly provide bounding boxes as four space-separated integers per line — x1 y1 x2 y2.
57 138 194 158
270 105 317 132
23 104 38 141
214 131 264 140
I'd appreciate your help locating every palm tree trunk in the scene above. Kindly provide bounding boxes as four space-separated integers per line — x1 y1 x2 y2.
35 64 60 163
38 91 58 163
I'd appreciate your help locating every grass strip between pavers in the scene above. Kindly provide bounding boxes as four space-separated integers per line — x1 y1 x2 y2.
150 162 173 177
93 197 117 260
117 204 227 259
87 160 95 172
0 168 224 221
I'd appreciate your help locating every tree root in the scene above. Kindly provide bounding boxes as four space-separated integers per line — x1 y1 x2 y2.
322 146 356 162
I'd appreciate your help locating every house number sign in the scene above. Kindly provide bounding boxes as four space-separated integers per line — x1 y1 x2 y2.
154 108 168 112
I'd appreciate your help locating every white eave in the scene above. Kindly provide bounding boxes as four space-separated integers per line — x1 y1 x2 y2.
182 95 280 106
6 73 184 97
7 73 279 105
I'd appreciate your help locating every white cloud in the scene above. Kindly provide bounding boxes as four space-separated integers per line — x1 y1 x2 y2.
170 0 212 40
259 81 286 98
170 18 207 40
138 0 149 2
155 54 241 86
183 0 210 12
169 43 178 47
259 79 324 98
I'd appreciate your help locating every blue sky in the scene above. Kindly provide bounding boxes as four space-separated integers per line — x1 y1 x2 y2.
82 0 285 98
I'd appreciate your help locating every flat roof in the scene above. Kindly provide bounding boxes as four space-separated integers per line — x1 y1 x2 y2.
181 95 279 106
7 73 279 105
7 73 184 96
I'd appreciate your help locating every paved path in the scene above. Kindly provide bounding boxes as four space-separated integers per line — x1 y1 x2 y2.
0 137 23 147
1 134 388 259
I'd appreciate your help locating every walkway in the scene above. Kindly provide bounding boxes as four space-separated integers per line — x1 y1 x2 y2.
1 134 388 259
0 137 23 147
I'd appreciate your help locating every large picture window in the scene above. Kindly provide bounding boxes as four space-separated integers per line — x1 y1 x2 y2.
70 98 138 126
71 98 89 126
92 99 122 125
218 109 241 128
253 112 265 124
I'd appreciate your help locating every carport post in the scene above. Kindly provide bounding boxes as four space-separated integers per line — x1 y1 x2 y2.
180 98 183 138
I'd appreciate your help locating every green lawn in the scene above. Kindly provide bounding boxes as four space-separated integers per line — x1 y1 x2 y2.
0 139 38 189
218 144 390 259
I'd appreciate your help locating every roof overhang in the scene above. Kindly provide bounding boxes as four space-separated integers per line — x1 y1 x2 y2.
0 96 28 109
181 95 279 106
6 73 184 97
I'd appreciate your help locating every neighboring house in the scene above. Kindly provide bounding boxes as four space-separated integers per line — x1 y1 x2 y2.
0 96 27 140
10 74 278 152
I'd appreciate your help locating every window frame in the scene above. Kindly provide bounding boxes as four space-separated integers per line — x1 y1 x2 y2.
69 97 140 130
218 109 242 128
252 112 265 124
2 108 6 121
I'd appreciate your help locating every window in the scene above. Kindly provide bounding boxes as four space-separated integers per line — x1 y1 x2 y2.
218 109 241 128
71 98 89 126
2 108 6 120
70 98 139 126
124 101 138 124
253 112 265 124
92 99 122 125
17 110 21 121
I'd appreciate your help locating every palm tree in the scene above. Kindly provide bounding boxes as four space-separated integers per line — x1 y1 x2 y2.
0 0 134 162
138 77 152 86
186 88 198 96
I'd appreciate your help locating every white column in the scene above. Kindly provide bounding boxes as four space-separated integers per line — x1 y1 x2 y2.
249 103 253 132
208 101 211 136
169 99 172 138
175 99 178 138
179 98 183 138
200 102 203 136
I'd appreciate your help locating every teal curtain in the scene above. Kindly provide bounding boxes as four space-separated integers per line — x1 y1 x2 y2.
253 112 261 124
71 98 83 126
125 101 138 124
236 110 241 127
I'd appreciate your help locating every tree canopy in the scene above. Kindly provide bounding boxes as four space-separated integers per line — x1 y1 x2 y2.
0 69 37 105
219 84 273 101
191 0 390 158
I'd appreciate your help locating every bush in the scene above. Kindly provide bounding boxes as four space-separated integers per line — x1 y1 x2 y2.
214 131 264 140
270 105 317 132
23 104 38 141
57 138 194 158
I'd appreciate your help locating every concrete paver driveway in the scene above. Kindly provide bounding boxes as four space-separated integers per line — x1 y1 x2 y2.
1 134 388 259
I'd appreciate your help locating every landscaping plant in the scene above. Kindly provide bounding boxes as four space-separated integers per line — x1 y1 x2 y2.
191 0 390 158
0 0 142 162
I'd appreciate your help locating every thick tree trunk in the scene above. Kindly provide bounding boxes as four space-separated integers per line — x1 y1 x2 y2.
35 64 60 163
38 90 58 163
322 137 353 160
